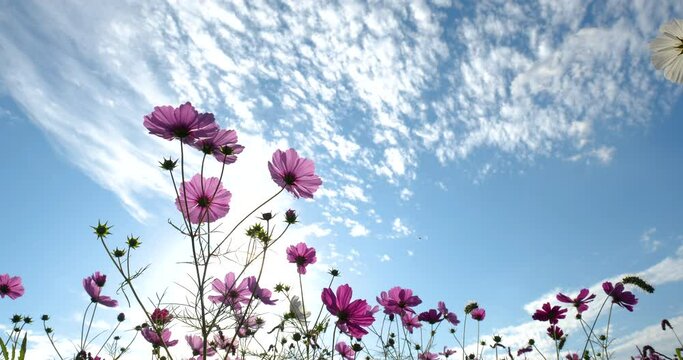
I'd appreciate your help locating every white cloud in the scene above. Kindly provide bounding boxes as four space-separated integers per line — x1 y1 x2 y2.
379 254 391 262
392 217 412 236
345 218 370 237
640 227 662 253
341 184 370 203
400 187 414 201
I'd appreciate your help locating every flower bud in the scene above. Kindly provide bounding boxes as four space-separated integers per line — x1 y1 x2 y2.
285 209 298 224
117 313 126 322
41 315 50 321
159 158 178 171
92 221 112 239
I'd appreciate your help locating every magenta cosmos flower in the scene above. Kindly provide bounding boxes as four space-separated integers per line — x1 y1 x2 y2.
335 342 355 360
440 347 457 357
471 308 486 321
141 328 178 347
186 334 216 360
246 277 277 305
547 325 564 340
143 102 218 143
418 352 438 360
150 308 173 326
376 286 422 316
418 309 443 324
602 281 638 312
322 284 376 339
208 272 251 311
556 289 596 314
0 274 24 300
401 312 422 333
268 149 322 199
176 174 231 224
286 242 317 274
438 301 461 326
83 272 117 307
531 302 567 324
193 129 245 164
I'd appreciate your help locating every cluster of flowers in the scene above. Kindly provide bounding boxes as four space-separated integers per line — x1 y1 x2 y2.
2 102 682 360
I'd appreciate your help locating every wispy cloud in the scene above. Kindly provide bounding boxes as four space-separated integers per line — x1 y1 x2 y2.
641 227 662 253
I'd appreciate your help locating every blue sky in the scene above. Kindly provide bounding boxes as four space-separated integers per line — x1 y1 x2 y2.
1 0 683 358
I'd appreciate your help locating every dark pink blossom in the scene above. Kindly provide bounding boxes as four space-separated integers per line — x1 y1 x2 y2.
286 242 317 275
401 312 422 333
0 274 24 300
531 303 567 324
377 287 422 316
268 149 322 199
565 353 580 360
141 328 178 347
176 174 231 224
440 347 457 357
547 325 564 340
471 308 486 321
418 352 438 360
150 308 173 326
602 281 638 312
235 314 263 337
556 289 596 314
246 277 277 305
517 346 533 356
209 272 251 311
82 273 117 307
322 284 376 339
438 301 461 326
186 334 216 360
335 341 355 360
143 102 218 143
418 309 443 324
193 129 244 164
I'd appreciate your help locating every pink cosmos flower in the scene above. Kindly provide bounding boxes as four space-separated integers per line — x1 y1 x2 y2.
209 272 251 311
0 274 24 300
286 242 317 275
376 287 422 316
438 301 461 326
517 346 533 356
186 334 216 360
268 149 322 199
401 312 422 333
418 352 438 360
246 277 277 305
565 353 580 360
150 308 173 326
143 102 218 143
440 347 457 357
193 129 245 164
335 341 355 360
471 308 486 321
602 281 638 312
547 325 564 340
176 174 231 224
235 314 263 337
83 273 117 307
322 284 376 339
418 309 443 324
213 331 238 352
531 303 568 324
556 289 596 314
141 328 178 347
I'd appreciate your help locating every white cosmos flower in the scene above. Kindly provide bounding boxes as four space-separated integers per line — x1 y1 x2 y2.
650 19 683 84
